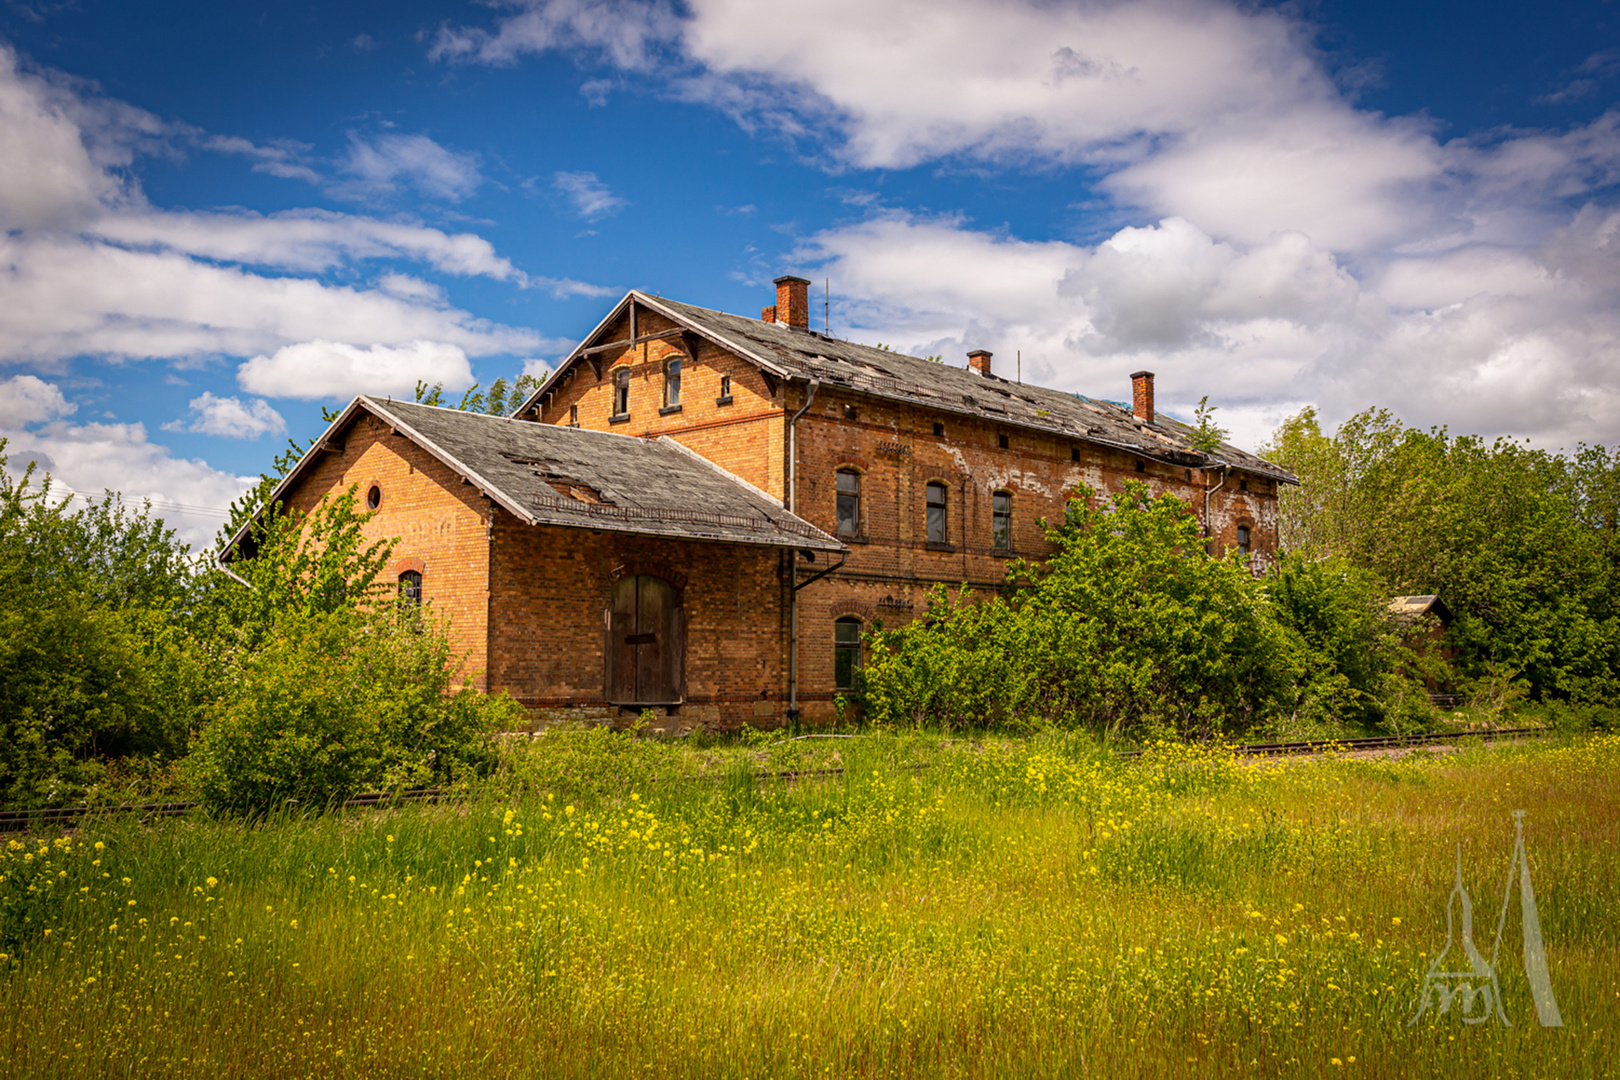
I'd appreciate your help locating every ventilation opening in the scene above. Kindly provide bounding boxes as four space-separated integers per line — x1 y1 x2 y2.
1135 461 1146 473
998 434 1009 449
933 421 944 437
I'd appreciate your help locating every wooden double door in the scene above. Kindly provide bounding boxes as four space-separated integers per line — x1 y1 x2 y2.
604 575 685 705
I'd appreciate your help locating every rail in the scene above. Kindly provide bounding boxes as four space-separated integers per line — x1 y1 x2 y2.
0 727 1558 831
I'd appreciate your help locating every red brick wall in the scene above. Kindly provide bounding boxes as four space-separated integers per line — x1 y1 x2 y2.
280 412 494 688
486 514 790 731
536 307 788 499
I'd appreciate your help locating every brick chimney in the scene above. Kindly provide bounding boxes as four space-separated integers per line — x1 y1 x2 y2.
967 349 992 376
773 275 811 330
760 304 777 323
1130 370 1155 424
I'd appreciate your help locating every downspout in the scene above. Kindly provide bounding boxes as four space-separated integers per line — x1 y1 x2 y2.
786 378 821 725
1203 461 1230 552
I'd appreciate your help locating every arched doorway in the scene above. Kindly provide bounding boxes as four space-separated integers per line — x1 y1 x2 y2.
605 575 685 705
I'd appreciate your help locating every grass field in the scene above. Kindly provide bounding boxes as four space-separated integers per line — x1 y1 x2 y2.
2 730 1616 1078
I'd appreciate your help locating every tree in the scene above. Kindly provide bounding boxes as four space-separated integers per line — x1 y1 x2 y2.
861 482 1299 739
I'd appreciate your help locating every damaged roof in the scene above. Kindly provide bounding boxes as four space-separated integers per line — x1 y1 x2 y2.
1389 595 1451 622
523 290 1297 484
221 396 845 562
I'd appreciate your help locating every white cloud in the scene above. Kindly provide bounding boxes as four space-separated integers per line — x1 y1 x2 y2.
204 134 321 183
431 0 681 68
0 374 76 426
237 340 475 401
0 417 256 549
0 46 577 373
166 392 287 439
337 133 483 202
552 171 626 220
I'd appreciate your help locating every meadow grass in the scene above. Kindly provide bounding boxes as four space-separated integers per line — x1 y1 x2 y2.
2 730 1617 1078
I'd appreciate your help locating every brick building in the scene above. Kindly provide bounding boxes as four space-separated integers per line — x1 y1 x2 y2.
227 276 1295 730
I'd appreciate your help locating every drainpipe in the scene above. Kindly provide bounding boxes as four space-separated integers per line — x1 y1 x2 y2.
1203 461 1230 552
785 378 820 726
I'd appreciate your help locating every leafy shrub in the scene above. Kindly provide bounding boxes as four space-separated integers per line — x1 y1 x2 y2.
186 606 519 812
861 482 1299 740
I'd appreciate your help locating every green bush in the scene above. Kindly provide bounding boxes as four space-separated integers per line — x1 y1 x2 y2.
861 481 1299 740
186 605 519 812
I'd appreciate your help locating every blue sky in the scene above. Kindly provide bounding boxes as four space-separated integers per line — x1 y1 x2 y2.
2 0 1618 547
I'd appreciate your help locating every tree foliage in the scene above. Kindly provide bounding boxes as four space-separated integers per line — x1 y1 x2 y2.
861 482 1299 740
1263 407 1620 704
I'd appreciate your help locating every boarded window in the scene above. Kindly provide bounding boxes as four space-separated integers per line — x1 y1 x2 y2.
992 491 1012 550
926 482 948 544
834 617 862 691
604 575 684 705
398 570 422 606
835 468 861 537
612 368 630 416
664 358 682 407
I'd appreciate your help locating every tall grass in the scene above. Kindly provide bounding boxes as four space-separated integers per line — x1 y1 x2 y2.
2 732 1616 1078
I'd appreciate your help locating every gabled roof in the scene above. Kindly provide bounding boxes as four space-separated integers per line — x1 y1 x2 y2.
520 290 1297 484
220 396 844 563
1389 594 1452 622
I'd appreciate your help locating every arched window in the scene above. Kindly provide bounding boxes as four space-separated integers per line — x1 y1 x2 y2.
1235 525 1252 555
398 570 422 606
604 575 684 705
612 367 630 417
834 617 863 691
992 491 1012 551
835 468 862 537
925 481 949 544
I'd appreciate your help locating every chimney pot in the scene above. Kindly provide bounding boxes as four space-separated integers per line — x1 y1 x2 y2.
967 349 993 376
1130 370 1155 424
773 275 811 330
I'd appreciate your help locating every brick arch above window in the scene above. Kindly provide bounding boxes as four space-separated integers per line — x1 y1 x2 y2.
828 599 875 622
833 453 871 472
390 556 426 577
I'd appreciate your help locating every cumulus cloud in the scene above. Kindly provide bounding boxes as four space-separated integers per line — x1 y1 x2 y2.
0 374 76 426
336 132 483 202
552 170 626 220
165 392 287 439
0 417 256 548
434 0 1620 449
0 48 569 370
237 340 475 401
797 210 1620 450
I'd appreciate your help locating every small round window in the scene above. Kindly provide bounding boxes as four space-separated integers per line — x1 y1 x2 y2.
366 484 382 510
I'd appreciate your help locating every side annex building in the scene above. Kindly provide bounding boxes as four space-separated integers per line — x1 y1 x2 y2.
225 277 1296 731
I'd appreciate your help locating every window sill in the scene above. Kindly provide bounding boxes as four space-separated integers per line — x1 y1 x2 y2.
608 413 632 425
659 404 683 416
924 541 955 553
992 547 1015 558
715 395 734 407
837 533 870 544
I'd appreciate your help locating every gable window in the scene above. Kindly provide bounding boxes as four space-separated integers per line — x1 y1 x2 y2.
568 404 579 427
366 484 382 510
925 481 949 544
717 374 732 404
612 368 630 417
992 491 1012 551
834 617 863 691
664 358 682 408
1236 525 1252 555
605 575 684 705
835 468 862 537
398 570 422 606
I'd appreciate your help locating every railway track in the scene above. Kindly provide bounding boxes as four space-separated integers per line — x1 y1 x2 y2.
0 727 1557 831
